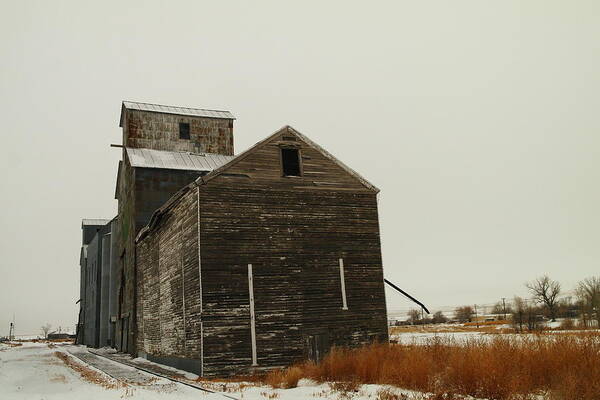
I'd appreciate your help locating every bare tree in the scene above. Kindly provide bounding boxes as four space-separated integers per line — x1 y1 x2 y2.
41 323 52 339
492 301 513 316
408 309 421 325
526 275 561 321
432 311 448 324
454 306 474 323
576 277 600 328
512 297 525 332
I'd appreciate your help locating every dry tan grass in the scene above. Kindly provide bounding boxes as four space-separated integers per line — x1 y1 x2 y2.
258 333 600 400
389 324 508 335
375 388 407 400
265 366 304 389
260 390 280 399
463 320 509 327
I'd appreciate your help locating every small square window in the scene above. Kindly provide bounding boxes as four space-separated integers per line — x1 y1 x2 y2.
179 122 190 139
281 148 301 176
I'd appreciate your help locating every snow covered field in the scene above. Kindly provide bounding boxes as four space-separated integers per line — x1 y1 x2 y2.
390 325 600 345
392 330 487 344
0 341 435 400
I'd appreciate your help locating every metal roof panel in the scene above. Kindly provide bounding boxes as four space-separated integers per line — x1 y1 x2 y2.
122 101 235 120
81 219 111 227
125 147 234 172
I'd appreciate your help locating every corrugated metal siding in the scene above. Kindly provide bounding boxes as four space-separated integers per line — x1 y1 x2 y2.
126 147 234 172
122 101 235 120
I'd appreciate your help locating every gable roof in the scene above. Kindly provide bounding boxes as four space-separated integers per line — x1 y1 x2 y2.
200 125 379 193
126 147 234 172
119 101 235 127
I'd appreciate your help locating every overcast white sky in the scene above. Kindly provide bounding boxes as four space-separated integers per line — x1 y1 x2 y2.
1 1 599 336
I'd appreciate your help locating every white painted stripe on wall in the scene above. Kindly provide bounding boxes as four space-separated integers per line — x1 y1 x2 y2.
248 263 258 366
339 258 348 310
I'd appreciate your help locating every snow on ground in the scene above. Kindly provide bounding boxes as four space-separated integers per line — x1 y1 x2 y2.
392 330 486 344
0 341 217 400
0 341 443 400
390 326 600 345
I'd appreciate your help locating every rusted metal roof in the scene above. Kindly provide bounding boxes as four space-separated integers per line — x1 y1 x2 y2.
120 101 234 126
126 147 234 172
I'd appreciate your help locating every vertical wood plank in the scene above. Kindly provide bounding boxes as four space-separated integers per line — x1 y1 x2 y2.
339 258 348 310
248 263 258 366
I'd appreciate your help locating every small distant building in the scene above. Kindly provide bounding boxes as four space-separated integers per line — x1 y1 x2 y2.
48 332 73 340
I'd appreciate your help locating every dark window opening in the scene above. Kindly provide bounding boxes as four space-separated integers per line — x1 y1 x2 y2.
179 122 190 139
281 148 301 176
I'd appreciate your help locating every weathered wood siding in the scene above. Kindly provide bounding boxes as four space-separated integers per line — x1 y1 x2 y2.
136 128 388 377
219 132 369 192
136 189 203 369
199 185 387 376
123 109 234 155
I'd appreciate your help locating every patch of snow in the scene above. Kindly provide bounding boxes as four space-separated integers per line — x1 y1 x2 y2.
131 356 200 381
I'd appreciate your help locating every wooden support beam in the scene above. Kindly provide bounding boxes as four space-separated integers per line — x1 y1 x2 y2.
248 263 258 366
339 258 348 310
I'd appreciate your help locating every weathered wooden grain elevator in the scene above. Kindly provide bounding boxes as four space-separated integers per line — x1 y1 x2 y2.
78 102 388 377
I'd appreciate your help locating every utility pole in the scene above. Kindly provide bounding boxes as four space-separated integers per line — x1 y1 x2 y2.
9 313 15 340
474 304 479 328
502 297 507 321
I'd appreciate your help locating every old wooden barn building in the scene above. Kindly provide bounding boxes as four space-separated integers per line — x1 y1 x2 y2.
77 101 388 377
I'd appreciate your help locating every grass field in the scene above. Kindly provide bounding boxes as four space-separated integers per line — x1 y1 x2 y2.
260 331 600 400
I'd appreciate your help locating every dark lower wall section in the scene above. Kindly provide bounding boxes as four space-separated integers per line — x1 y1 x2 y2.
108 219 119 347
81 222 113 348
116 163 204 356
99 233 112 347
145 354 203 376
134 168 204 231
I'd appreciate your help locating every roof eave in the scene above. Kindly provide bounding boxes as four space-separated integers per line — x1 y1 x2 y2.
119 101 235 125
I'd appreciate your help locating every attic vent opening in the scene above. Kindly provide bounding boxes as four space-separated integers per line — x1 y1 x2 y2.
179 122 190 139
281 148 301 176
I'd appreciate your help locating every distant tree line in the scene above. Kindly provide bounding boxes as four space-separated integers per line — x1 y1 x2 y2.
399 275 600 330
398 309 448 326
